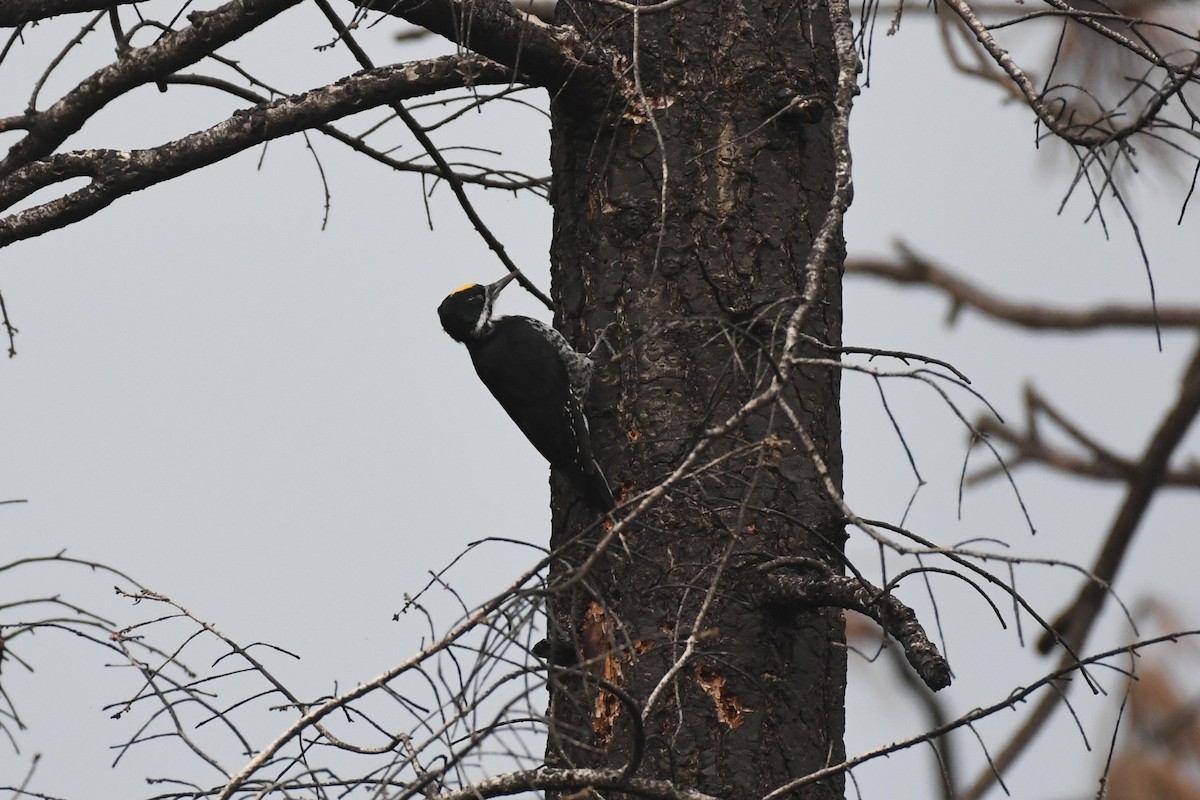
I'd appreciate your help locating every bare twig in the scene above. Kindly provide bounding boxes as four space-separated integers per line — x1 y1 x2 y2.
311 0 552 308
765 630 1200 797
940 0 1200 148
0 284 16 357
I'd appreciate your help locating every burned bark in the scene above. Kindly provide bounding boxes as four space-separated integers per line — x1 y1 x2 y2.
544 0 848 796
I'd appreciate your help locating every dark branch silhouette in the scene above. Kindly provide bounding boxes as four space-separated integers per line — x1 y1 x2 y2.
847 244 1200 331
1 56 512 245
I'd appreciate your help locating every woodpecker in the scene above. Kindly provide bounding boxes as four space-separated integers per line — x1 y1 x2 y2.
438 272 615 512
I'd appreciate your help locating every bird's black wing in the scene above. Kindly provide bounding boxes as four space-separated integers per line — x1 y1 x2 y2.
469 316 614 510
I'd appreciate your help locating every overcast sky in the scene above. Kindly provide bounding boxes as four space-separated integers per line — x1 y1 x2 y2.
3 4 1199 798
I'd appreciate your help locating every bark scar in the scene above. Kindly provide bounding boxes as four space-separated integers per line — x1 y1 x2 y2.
694 664 747 729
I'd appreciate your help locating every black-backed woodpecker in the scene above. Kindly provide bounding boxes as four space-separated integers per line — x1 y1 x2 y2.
437 272 615 512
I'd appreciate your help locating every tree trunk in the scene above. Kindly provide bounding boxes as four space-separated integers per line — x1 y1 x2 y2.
545 0 847 796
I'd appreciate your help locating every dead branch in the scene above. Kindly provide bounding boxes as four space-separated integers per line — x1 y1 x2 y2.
1039 340 1200 654
0 0 304 179
939 0 1200 149
759 557 953 691
0 56 513 246
0 0 140 26
359 0 610 93
970 384 1200 488
960 341 1200 800
163 73 548 193
847 244 1200 331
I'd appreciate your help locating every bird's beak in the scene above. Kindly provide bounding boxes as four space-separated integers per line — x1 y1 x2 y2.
486 271 519 300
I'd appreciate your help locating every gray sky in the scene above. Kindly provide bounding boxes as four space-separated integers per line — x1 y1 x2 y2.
2 5 1199 798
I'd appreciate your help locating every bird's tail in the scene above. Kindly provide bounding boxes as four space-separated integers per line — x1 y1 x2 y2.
564 403 615 512
576 458 615 512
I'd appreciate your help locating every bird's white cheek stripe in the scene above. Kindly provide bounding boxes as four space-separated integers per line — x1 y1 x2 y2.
473 298 494 337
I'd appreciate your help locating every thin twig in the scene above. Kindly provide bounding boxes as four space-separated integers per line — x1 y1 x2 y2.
310 0 552 309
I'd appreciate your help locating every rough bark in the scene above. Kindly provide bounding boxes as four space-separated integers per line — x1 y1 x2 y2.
544 0 847 796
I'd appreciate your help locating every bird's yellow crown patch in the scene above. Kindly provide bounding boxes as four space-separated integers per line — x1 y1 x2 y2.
452 283 478 295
